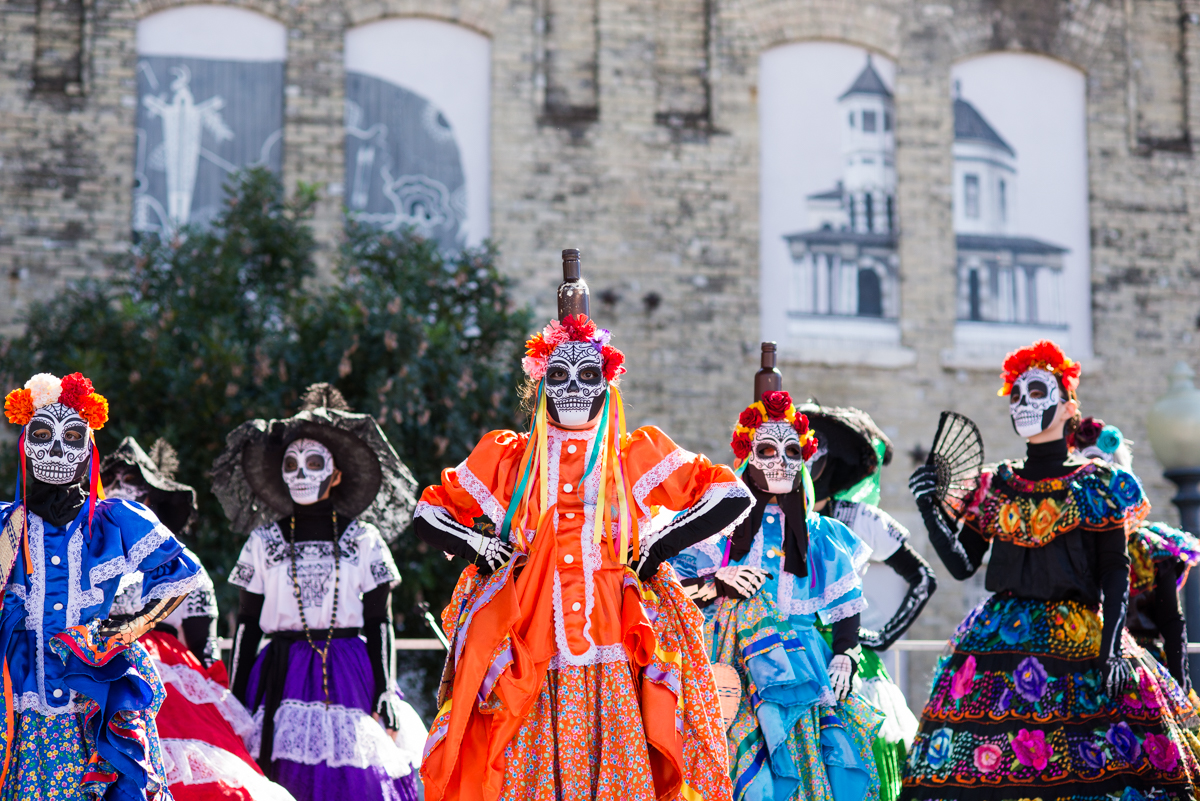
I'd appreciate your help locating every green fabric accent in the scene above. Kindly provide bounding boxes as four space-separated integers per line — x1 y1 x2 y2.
872 737 906 801
834 438 887 505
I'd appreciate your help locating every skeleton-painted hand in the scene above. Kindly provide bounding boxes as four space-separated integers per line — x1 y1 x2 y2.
681 579 718 604
1104 657 1133 699
467 530 514 573
97 594 187 646
714 566 769 599
827 654 854 701
908 465 939 502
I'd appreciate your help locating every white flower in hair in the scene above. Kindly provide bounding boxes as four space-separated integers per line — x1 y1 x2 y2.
24 373 61 409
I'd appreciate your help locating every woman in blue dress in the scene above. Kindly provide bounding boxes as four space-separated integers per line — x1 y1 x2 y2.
671 350 881 801
0 372 200 801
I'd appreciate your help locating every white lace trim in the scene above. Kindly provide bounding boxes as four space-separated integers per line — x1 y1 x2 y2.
5 584 25 602
821 595 867 624
161 738 297 801
777 522 870 618
549 644 627 670
455 462 507 526
14 690 85 714
156 661 257 744
144 572 201 602
693 535 725 575
88 522 171 588
631 447 694 518
249 701 412 778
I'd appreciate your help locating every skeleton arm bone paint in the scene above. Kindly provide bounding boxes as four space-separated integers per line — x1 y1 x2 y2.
413 505 514 573
909 465 988 580
679 566 769 606
858 544 938 651
230 589 265 706
635 490 753 580
98 593 189 646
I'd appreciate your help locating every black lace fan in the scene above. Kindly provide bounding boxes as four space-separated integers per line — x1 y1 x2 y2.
927 411 984 521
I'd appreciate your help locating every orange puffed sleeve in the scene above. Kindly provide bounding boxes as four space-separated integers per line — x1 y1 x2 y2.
623 425 744 516
418 430 530 528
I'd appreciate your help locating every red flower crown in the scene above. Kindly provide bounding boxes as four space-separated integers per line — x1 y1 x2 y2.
998 340 1081 398
730 391 818 462
5 372 108 429
522 314 626 382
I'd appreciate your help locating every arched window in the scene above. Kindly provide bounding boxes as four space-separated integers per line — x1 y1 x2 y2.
763 42 907 365
344 19 491 252
133 6 286 235
950 53 1088 361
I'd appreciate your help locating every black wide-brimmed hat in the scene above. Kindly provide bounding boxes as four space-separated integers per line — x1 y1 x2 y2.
799 403 893 497
211 384 418 540
99 437 198 537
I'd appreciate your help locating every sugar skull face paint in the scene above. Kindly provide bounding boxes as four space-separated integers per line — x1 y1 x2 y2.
544 342 607 428
25 403 90 485
282 438 336 505
748 421 804 495
1009 367 1061 438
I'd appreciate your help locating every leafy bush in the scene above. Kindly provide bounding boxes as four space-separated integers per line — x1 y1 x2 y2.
0 168 531 634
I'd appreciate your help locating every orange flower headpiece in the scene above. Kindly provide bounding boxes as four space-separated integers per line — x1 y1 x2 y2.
4 372 109 429
731 391 818 462
522 314 626 383
997 340 1081 398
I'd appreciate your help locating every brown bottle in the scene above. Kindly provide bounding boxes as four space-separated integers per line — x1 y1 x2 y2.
754 342 782 402
557 248 590 319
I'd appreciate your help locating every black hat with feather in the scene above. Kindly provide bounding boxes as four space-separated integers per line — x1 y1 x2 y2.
100 437 198 537
799 403 893 502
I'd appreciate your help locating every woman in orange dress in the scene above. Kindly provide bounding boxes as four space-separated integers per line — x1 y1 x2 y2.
414 251 753 801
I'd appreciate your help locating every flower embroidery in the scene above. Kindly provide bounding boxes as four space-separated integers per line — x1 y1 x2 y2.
927 728 953 770
1138 667 1163 710
1106 722 1141 763
1143 733 1179 772
1030 498 1062 540
951 656 976 700
996 687 1013 713
1110 470 1144 508
1011 728 1052 771
1014 656 1049 703
999 609 1032 645
973 743 1002 773
1077 740 1106 770
998 502 1024 536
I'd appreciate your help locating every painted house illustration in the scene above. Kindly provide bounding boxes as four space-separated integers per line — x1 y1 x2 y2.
784 62 1066 327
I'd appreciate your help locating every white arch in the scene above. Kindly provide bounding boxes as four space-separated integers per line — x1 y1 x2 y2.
345 18 491 246
137 6 286 61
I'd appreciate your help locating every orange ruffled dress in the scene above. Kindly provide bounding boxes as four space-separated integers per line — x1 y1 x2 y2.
418 424 743 801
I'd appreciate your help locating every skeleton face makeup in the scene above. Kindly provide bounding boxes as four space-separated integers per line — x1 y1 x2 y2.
1009 367 1061 438
748 422 804 495
24 403 91 485
282 438 336 505
544 342 607 428
104 469 148 502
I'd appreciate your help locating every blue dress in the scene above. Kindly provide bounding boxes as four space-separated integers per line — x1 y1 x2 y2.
671 505 882 801
0 499 199 801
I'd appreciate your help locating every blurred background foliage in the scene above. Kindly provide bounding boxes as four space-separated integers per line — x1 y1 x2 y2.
0 169 532 649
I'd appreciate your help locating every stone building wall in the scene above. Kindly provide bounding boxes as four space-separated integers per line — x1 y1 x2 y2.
3 0 1200 704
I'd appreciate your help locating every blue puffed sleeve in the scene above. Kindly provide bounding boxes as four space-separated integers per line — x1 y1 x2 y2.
791 514 871 625
83 500 199 614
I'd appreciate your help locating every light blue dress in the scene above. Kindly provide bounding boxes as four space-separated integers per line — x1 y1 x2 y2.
0 498 199 801
671 504 882 801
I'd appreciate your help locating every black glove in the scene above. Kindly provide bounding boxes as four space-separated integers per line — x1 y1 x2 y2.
414 511 514 574
909 465 985 580
1153 560 1191 692
636 493 754 581
1096 528 1132 698
230 590 265 706
859 544 938 651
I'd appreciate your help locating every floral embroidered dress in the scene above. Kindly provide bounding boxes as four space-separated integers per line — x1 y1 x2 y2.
417 424 748 801
0 499 200 801
1128 522 1200 676
676 504 883 801
903 461 1200 801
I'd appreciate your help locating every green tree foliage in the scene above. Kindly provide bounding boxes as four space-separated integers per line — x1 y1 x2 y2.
0 168 531 633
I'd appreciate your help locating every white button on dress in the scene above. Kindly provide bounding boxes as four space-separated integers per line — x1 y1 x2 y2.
765 515 775 524
53 689 63 698
53 603 63 611
564 554 574 564
50 556 60 566
571 602 582 612
568 445 577 454
565 512 576 519
563 484 573 493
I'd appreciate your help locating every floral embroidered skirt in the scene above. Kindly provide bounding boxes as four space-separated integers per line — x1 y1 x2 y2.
0 711 99 801
711 594 882 801
902 592 1200 801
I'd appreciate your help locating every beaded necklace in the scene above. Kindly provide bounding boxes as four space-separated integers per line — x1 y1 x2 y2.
288 509 341 705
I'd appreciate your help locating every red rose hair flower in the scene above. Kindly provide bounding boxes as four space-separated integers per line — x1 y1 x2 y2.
761 391 792 420
739 406 765 429
522 314 625 385
600 345 626 381
58 372 94 410
998 339 1080 397
731 431 753 460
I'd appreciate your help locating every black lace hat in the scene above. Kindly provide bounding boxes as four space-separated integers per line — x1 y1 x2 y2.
799 403 893 497
211 384 418 539
99 437 198 537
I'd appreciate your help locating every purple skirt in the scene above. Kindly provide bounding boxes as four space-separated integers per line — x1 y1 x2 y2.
246 636 420 801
